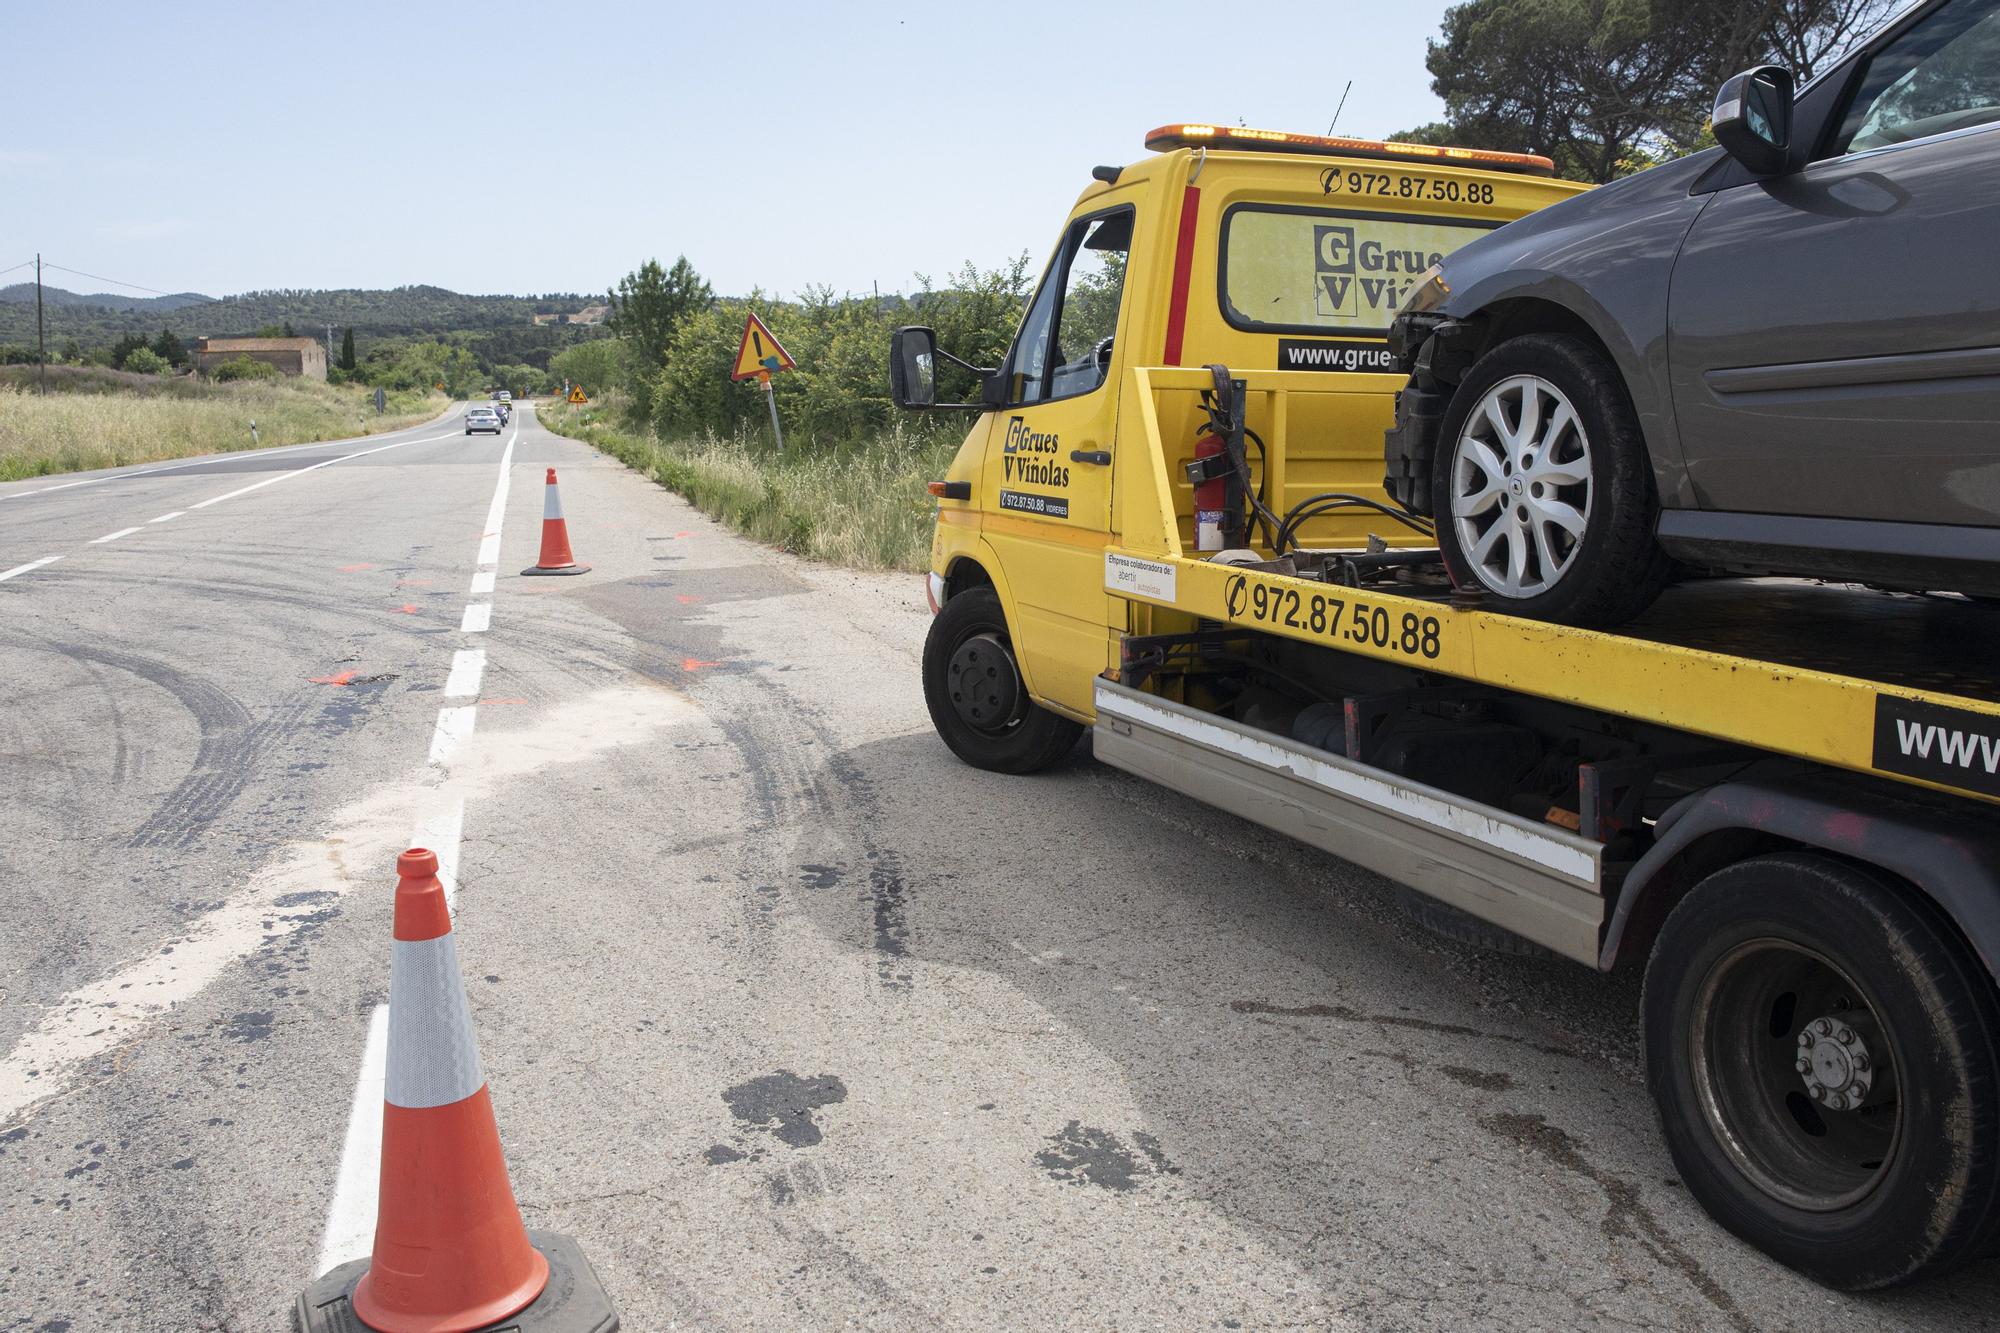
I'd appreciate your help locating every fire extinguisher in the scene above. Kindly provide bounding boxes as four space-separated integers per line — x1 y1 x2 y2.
1193 431 1227 551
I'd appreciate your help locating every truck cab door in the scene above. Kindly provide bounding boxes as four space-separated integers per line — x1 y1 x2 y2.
980 206 1135 717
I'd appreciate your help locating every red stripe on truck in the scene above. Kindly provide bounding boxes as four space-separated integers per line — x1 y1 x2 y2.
1161 185 1201 366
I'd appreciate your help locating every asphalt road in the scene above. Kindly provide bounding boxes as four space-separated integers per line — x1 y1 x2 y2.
2 404 1997 1331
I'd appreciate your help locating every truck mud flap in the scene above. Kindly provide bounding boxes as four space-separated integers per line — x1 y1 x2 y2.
1092 678 1605 964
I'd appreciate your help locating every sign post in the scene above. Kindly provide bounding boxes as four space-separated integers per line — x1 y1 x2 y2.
730 312 796 450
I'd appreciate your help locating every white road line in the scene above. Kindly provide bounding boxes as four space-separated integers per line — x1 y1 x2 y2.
0 556 61 583
89 527 142 544
428 705 477 765
148 511 183 524
318 418 510 1276
316 1005 389 1278
0 407 460 504
188 429 458 511
443 648 486 699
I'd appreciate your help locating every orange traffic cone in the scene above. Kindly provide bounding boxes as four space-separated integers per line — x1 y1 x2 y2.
293 850 619 1333
520 468 589 576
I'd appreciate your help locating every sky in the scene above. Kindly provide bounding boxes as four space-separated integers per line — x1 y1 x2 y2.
3 1 1458 302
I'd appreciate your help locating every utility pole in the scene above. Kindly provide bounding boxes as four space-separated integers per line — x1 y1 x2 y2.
35 253 46 394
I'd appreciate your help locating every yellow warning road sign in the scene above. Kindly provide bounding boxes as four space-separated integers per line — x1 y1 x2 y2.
568 385 588 404
731 312 796 382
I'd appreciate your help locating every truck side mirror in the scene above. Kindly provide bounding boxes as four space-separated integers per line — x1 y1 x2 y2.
1712 65 1794 177
890 327 939 409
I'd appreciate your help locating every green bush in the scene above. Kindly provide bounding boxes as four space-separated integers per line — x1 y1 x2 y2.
211 355 281 382
121 347 170 375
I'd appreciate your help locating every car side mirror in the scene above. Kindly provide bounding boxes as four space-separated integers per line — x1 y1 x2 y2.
889 326 938 409
1713 65 1795 177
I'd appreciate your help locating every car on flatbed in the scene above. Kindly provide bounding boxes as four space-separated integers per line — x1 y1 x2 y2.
890 114 2000 1290
1384 0 2000 626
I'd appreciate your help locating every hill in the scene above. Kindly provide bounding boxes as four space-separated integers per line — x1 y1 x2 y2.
0 284 212 313
0 284 601 347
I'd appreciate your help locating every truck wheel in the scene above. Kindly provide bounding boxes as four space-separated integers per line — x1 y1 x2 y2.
922 587 1081 774
1432 334 1670 627
1643 852 2000 1289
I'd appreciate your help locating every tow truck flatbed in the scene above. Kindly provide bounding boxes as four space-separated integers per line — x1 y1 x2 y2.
1106 367 2000 808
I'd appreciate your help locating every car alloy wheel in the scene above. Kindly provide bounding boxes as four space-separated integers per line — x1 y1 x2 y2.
1448 374 1593 599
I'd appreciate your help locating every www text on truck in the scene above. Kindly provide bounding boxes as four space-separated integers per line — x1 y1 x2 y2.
887 120 2000 1289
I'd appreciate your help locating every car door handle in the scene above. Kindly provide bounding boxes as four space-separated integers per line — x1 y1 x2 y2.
1070 449 1112 466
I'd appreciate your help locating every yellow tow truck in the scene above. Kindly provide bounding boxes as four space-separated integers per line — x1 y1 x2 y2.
889 124 2000 1289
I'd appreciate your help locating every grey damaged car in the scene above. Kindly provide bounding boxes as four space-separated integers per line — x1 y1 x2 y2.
1385 0 2000 626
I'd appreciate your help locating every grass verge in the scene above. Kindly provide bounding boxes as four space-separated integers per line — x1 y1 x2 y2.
0 366 445 482
535 396 955 572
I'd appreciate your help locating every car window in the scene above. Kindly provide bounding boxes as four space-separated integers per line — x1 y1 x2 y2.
1833 0 2000 154
1219 204 1497 338
1005 208 1132 405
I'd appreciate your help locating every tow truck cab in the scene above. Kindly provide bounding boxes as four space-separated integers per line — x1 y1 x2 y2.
893 124 1583 722
893 124 2000 1290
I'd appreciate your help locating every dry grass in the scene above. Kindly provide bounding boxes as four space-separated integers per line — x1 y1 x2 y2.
535 396 955 572
0 367 445 481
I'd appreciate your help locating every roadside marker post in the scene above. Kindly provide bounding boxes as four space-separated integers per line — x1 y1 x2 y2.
729 312 795 451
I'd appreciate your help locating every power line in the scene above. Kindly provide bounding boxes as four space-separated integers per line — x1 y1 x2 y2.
0 258 35 278
39 262 179 297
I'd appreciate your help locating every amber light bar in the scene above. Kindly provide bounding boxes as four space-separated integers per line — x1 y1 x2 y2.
1144 123 1555 177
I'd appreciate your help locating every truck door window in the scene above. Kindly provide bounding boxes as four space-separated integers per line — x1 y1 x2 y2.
1832 0 2000 155
1005 208 1133 405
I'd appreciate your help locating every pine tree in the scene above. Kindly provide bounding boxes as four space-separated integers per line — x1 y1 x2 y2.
152 328 187 368
339 326 357 372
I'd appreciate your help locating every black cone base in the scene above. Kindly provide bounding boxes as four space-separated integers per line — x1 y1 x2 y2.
519 564 590 576
294 1231 618 1333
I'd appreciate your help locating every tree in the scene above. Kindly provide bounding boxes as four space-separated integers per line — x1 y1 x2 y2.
58 338 82 363
1397 0 1899 182
109 333 149 370
152 328 187 368
607 256 713 414
122 347 169 375
340 326 357 371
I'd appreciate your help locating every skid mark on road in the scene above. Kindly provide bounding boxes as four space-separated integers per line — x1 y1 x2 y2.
0 683 698 1127
1482 1112 1751 1331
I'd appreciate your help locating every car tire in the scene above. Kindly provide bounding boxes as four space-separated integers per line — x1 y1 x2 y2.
1432 333 1671 627
1642 852 2000 1289
922 587 1082 774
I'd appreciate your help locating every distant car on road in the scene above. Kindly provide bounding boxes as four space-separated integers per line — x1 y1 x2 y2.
1384 0 2000 626
464 407 503 436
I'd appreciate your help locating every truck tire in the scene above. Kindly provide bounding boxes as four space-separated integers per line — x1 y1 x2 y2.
1431 334 1670 627
922 587 1081 774
1642 852 2000 1289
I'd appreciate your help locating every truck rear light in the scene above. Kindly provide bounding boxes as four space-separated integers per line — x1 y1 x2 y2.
928 481 971 500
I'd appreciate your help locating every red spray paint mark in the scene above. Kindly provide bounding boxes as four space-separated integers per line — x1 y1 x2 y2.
675 594 704 605
337 563 376 573
674 531 693 539
310 670 358 686
681 658 720 672
393 604 421 615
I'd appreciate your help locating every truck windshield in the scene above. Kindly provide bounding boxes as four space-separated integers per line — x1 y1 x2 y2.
1220 203 1498 338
